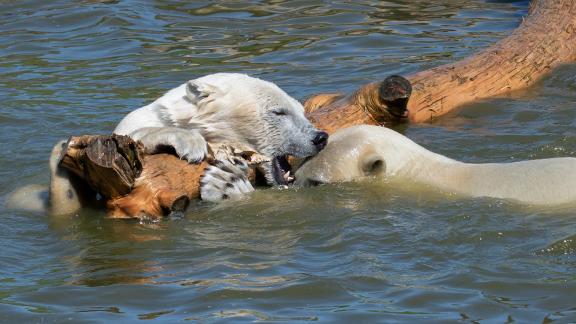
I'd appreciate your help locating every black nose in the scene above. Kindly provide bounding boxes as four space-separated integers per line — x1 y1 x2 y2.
312 131 329 151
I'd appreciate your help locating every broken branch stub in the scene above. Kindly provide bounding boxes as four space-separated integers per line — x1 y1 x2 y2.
305 75 413 134
59 134 142 199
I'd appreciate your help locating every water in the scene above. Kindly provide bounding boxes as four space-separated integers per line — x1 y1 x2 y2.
1 0 576 322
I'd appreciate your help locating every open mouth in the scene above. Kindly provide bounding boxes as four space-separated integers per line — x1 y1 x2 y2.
272 155 294 185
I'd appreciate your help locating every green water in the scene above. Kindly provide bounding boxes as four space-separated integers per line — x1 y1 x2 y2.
1 0 576 322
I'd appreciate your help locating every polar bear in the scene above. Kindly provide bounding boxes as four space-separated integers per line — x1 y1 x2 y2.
294 125 576 205
6 140 94 214
115 73 327 186
6 73 328 214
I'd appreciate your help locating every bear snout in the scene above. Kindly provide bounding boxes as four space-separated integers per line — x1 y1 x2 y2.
312 131 329 152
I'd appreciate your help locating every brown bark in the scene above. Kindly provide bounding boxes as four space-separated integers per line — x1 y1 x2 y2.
60 135 142 199
59 135 205 220
305 0 576 131
106 156 206 219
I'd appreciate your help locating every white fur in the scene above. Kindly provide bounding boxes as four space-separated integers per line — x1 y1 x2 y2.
115 72 326 190
5 184 48 213
114 73 323 164
6 140 86 215
295 125 576 205
200 158 254 202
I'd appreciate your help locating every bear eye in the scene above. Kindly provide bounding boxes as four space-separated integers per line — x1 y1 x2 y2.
272 110 287 116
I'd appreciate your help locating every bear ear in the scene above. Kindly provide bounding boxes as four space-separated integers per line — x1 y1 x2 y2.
185 80 219 106
361 154 386 176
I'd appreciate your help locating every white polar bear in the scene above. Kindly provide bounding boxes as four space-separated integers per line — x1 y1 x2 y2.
115 73 327 187
6 73 328 214
6 140 93 214
294 125 576 205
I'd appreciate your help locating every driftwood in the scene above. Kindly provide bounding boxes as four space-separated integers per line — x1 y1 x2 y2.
60 135 205 219
106 155 206 219
58 0 576 219
60 135 142 199
304 0 576 132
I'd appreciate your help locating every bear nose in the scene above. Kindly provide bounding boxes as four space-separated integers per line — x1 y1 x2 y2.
312 131 329 152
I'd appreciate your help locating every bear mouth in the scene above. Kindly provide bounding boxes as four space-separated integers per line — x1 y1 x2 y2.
272 155 294 185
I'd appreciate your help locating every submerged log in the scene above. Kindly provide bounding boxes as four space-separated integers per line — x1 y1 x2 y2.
106 155 206 219
305 0 576 132
59 135 205 219
58 0 576 219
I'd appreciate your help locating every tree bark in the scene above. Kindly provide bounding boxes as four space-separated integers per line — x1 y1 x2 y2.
305 0 576 132
59 135 205 220
60 135 142 199
106 155 206 219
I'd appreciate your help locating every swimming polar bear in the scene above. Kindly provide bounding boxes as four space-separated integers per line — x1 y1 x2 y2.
6 140 93 214
6 73 328 214
115 73 328 186
294 125 576 205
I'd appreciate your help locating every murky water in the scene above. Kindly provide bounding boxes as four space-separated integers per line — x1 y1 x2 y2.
2 0 576 322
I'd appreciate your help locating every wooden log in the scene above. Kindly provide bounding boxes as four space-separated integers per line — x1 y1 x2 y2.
305 0 576 132
106 156 206 219
60 135 142 199
59 135 205 220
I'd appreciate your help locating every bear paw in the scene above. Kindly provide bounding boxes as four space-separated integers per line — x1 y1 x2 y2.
200 158 254 202
131 127 208 163
172 131 208 163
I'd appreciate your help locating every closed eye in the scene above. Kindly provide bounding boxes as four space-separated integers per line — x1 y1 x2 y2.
272 110 287 116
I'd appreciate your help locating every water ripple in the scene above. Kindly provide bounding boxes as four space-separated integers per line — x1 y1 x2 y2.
3 0 576 322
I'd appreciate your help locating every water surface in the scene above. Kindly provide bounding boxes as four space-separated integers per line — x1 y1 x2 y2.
2 0 576 322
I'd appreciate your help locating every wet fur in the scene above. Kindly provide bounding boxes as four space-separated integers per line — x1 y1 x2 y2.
200 158 254 202
6 140 92 215
295 125 576 205
114 73 322 170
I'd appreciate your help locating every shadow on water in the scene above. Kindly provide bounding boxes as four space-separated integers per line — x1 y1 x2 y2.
1 0 576 322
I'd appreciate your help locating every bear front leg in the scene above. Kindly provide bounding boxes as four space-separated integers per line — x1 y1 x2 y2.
200 158 254 202
129 127 207 163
